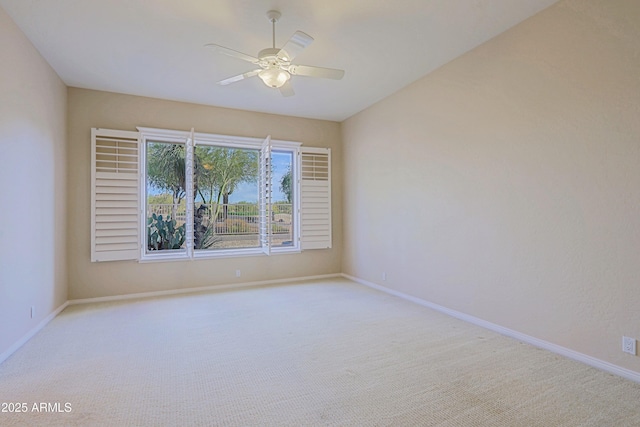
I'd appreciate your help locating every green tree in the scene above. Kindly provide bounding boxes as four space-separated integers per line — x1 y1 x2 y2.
147 142 186 218
196 147 259 219
280 167 292 203
146 141 207 217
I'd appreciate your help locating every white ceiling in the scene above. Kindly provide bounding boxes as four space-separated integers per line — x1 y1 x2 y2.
1 0 559 122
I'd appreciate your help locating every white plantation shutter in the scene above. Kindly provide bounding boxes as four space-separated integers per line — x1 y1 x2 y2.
259 135 272 255
91 128 140 262
300 147 332 250
184 129 195 257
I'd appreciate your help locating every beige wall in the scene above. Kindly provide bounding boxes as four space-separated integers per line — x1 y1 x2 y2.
67 88 342 299
342 0 640 373
0 7 68 355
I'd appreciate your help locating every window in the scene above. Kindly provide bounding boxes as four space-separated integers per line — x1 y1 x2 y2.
90 127 330 262
191 144 261 251
145 139 188 255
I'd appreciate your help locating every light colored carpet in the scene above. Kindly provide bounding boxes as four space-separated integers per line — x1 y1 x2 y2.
1 278 639 426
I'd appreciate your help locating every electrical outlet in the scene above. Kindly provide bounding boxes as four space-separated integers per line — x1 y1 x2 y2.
235 270 241 278
622 336 636 355
382 272 387 281
30 306 34 319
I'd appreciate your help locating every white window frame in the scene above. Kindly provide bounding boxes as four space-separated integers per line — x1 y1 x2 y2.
138 127 301 262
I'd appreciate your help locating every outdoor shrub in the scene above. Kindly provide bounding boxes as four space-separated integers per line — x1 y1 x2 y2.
194 205 219 249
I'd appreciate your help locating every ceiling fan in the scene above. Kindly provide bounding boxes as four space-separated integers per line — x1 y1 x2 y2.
205 10 345 97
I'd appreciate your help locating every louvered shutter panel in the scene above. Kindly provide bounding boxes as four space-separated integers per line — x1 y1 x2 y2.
91 128 140 262
184 129 195 257
300 147 331 250
259 135 272 255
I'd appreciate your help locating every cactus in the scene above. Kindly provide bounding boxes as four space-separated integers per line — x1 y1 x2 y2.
147 213 185 251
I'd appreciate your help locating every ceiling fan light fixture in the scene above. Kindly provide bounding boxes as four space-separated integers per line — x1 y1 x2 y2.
258 67 290 88
208 9 343 96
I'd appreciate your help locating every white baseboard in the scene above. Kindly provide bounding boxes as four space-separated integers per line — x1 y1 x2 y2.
0 301 69 366
68 273 342 305
343 273 640 384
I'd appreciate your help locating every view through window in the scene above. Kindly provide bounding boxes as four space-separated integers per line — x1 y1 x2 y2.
145 140 294 255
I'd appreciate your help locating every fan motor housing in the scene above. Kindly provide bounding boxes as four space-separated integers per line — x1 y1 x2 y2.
258 47 281 60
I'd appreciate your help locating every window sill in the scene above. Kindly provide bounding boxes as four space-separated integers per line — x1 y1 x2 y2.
139 246 301 263
139 252 190 263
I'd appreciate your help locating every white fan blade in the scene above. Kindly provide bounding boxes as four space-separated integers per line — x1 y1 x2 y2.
289 64 345 80
277 31 314 62
279 81 295 97
205 44 259 64
217 69 261 85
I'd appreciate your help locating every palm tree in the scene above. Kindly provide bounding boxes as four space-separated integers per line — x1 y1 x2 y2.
146 142 186 219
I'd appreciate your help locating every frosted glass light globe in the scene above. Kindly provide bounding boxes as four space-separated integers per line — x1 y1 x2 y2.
258 68 290 88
